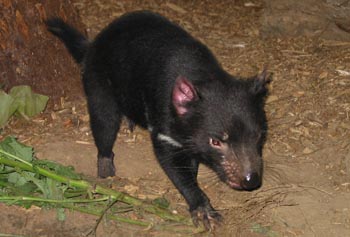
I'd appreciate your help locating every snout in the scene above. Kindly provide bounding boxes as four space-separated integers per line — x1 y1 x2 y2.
220 154 262 191
240 172 261 191
226 171 262 191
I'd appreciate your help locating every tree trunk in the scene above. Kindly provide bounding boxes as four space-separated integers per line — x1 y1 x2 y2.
0 0 85 104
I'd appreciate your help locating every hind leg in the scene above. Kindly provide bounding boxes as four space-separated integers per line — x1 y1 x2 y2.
84 72 122 178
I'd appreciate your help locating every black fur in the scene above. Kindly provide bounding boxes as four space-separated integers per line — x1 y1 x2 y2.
46 18 88 63
46 11 270 229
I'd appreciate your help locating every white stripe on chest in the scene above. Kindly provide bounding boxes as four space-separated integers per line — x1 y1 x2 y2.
157 133 183 148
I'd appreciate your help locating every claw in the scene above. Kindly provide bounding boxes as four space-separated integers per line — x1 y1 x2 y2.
191 206 222 231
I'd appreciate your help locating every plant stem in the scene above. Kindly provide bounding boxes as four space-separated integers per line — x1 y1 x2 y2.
0 195 110 203
0 234 25 237
0 195 150 227
0 149 32 166
62 203 151 227
0 150 190 224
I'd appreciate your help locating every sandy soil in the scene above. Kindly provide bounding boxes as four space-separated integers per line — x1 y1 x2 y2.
1 0 349 236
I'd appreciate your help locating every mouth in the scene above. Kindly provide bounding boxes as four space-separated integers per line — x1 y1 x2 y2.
227 180 242 190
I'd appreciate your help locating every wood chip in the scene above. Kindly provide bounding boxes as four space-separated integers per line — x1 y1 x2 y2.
75 140 93 145
302 147 313 154
266 95 279 103
319 71 328 79
165 3 187 14
336 69 350 76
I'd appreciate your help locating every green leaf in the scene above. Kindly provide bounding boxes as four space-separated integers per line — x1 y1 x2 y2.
34 159 81 180
55 165 81 180
46 178 64 200
20 171 46 194
8 172 29 186
9 85 49 117
0 136 34 162
152 197 170 209
16 182 38 195
0 90 17 127
0 137 35 187
251 223 278 237
57 208 66 221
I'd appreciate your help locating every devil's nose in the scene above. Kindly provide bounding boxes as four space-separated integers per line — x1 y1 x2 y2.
241 172 261 191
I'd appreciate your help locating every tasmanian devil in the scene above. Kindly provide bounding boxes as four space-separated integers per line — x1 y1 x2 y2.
46 10 270 229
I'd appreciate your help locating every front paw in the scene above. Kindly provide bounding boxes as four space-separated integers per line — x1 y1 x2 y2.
191 205 223 230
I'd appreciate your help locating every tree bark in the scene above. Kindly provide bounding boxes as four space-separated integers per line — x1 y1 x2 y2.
0 0 86 104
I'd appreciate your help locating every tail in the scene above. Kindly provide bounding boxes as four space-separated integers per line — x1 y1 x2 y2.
46 18 88 64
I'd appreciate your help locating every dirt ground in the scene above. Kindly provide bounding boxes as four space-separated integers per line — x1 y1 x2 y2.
1 0 350 236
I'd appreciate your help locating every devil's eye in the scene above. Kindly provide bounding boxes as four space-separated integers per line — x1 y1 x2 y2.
209 138 222 147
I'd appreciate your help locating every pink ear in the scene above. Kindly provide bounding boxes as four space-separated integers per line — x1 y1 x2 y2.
172 76 197 115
